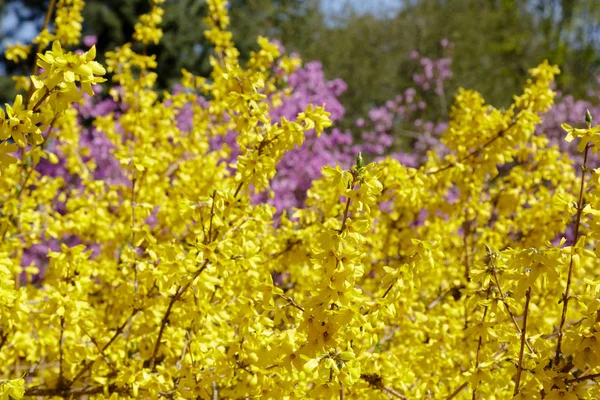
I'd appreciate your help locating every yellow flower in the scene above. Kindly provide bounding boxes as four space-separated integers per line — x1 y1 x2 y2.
546 389 578 400
37 41 106 93
562 122 600 152
4 95 39 147
5 43 31 63
0 141 18 169
0 378 25 399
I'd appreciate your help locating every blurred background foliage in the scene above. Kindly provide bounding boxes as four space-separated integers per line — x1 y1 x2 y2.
1 0 599 129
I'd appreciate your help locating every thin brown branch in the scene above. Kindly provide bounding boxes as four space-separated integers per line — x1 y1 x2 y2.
207 190 217 244
382 281 397 299
148 191 217 368
279 294 305 312
269 239 301 260
463 216 472 282
383 386 407 399
131 167 138 292
149 286 182 371
150 184 217 369
30 88 53 112
339 196 352 233
149 259 210 370
361 374 406 399
233 181 243 198
556 142 591 365
0 331 8 352
25 385 129 397
172 331 191 390
367 326 399 353
446 382 468 400
426 288 452 310
69 308 139 386
491 269 535 354
58 316 65 386
17 117 57 200
80 325 118 374
339 171 358 234
472 289 491 400
566 372 600 383
514 286 532 396
381 253 417 299
426 121 516 176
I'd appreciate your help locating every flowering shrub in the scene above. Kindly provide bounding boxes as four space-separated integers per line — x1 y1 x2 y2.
1 1 600 400
31 46 448 217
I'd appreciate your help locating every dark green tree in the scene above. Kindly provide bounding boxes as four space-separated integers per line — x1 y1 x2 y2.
0 0 323 93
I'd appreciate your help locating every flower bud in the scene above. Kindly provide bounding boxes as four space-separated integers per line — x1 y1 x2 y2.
586 109 592 126
356 152 364 170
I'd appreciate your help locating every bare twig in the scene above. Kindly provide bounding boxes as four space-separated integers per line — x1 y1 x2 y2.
80 325 118 374
233 182 243 198
279 294 305 312
566 372 600 383
383 386 407 399
69 308 139 386
472 288 491 400
514 286 532 396
463 210 472 282
339 170 358 234
382 281 397 299
491 269 535 354
149 259 210 370
58 316 65 386
207 190 217 244
446 381 468 400
0 332 8 352
25 385 130 397
426 121 516 176
339 196 352 234
556 142 591 365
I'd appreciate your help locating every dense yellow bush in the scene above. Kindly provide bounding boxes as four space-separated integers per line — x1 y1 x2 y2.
1 1 599 399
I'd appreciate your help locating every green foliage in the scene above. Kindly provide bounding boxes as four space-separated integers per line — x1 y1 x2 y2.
278 0 600 126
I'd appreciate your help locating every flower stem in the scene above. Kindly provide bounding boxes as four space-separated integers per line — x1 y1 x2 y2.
514 286 532 395
555 142 591 365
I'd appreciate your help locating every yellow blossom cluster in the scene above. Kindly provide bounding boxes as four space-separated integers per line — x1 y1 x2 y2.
54 0 85 46
0 39 104 170
1 0 600 399
5 43 31 64
133 0 166 46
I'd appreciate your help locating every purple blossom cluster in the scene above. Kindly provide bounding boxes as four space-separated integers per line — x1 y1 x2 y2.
261 46 453 212
258 61 355 210
355 87 448 168
410 39 454 96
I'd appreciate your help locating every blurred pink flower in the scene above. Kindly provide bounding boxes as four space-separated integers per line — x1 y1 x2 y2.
84 35 98 47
